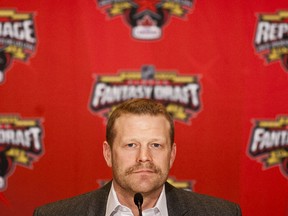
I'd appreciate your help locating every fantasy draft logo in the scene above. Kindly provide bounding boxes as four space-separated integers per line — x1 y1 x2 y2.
254 10 288 71
90 65 201 123
0 9 37 84
97 0 194 40
0 115 44 191
248 116 288 178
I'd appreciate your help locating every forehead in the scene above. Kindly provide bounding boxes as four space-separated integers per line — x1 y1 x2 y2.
113 114 170 132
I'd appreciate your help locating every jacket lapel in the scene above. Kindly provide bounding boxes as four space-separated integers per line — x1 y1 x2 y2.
87 181 112 216
166 182 190 216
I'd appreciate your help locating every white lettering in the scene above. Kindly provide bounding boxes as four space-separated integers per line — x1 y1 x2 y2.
0 20 36 43
0 127 42 151
250 128 265 153
154 84 199 107
255 21 288 44
250 128 288 154
91 83 154 109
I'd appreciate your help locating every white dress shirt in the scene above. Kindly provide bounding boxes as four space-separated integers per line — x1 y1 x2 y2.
105 183 168 216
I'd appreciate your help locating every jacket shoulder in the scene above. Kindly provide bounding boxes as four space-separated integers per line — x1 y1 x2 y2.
33 182 111 216
165 182 241 216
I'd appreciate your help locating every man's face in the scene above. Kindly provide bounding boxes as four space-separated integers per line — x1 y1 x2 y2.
103 114 176 196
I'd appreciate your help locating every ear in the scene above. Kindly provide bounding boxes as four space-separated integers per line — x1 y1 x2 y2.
103 141 112 167
169 143 176 168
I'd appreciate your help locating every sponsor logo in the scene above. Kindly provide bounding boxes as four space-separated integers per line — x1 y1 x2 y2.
166 176 193 191
248 115 288 178
254 10 288 71
90 65 201 124
0 9 37 84
97 0 194 40
0 115 44 191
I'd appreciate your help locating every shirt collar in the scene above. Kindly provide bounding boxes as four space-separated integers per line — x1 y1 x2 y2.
105 183 121 216
153 184 168 216
105 182 168 216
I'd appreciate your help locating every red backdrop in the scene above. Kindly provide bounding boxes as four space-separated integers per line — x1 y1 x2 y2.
0 1 287 215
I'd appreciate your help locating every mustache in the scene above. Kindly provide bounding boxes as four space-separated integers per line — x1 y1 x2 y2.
125 163 161 175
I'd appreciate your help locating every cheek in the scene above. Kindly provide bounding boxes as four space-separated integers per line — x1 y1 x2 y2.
112 150 136 167
152 152 171 168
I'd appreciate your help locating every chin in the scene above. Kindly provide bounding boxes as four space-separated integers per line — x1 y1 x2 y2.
130 180 163 193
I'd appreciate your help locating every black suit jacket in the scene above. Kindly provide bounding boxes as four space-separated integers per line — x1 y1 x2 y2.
34 182 241 216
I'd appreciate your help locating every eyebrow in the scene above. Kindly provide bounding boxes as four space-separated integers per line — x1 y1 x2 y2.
122 137 166 143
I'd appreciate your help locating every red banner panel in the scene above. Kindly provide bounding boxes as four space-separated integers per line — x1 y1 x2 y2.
0 1 287 216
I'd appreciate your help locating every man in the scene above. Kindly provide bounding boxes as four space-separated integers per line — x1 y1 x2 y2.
34 98 241 216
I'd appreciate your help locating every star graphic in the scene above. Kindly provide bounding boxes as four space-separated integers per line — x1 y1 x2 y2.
137 15 156 26
133 0 161 14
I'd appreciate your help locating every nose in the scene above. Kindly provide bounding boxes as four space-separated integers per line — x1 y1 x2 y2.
137 146 152 163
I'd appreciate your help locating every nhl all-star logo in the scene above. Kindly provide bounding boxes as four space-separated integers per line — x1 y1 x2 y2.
97 0 194 40
0 115 44 191
90 65 201 124
248 115 288 178
0 9 37 84
254 10 288 71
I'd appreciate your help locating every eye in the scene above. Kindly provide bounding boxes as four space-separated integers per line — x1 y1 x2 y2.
127 143 136 148
151 143 161 148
